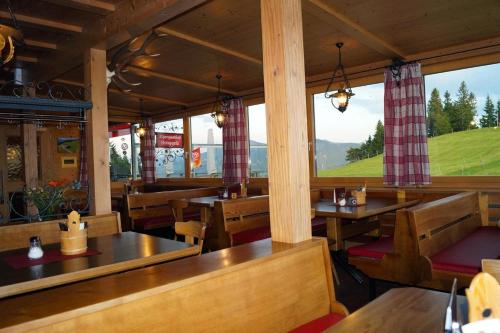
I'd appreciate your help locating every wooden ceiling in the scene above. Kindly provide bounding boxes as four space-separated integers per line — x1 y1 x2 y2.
2 0 500 121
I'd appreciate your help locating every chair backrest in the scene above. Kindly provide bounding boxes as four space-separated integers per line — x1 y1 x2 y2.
168 199 189 222
0 212 121 252
482 259 500 282
175 221 206 255
407 192 482 258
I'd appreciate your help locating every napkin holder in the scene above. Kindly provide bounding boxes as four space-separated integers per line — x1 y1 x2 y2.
60 211 87 255
351 189 366 206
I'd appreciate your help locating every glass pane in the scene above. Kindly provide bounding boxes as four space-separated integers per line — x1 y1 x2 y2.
424 63 500 175
314 83 384 177
7 137 23 181
248 103 268 177
155 119 185 178
190 114 222 177
109 125 133 181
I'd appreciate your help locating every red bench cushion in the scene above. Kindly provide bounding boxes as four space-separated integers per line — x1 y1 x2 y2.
232 226 271 246
289 312 345 333
431 226 500 275
347 236 394 259
134 215 175 229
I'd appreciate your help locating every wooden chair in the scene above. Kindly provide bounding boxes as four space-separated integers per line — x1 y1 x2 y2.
482 259 500 282
174 221 206 256
168 199 189 223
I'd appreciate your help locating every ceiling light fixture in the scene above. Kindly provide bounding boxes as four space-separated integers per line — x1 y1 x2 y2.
324 42 354 113
211 74 229 128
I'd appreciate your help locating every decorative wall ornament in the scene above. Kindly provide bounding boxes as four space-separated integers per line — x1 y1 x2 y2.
0 0 24 66
107 30 167 92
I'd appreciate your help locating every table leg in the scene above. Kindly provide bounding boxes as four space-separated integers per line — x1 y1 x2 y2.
327 217 342 250
200 207 212 225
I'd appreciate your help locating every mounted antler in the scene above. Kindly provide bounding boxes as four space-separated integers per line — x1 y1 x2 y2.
107 30 167 92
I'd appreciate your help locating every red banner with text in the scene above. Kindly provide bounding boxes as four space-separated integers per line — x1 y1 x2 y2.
155 133 183 148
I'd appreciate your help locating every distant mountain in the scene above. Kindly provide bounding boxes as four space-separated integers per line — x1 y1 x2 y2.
315 139 360 170
155 138 360 177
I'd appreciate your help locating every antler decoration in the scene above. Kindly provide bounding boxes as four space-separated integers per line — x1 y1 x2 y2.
0 0 24 67
107 30 167 92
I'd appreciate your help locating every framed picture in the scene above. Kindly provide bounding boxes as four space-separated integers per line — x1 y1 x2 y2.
57 137 80 153
61 156 77 168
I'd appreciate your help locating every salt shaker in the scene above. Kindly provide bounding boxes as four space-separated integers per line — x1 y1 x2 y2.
28 236 44 259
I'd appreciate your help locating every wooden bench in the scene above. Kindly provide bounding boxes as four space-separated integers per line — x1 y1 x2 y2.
408 191 500 290
126 187 218 230
0 212 121 252
0 238 348 332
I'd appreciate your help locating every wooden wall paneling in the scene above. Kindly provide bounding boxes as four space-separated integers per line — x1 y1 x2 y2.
261 0 312 243
183 116 191 178
22 124 38 216
84 48 112 215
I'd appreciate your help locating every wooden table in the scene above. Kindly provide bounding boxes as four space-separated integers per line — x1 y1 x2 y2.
187 195 220 225
0 231 198 299
314 198 419 250
325 287 467 332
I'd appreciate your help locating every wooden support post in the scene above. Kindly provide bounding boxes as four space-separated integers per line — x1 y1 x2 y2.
84 48 111 215
183 116 191 178
261 0 311 243
23 124 38 216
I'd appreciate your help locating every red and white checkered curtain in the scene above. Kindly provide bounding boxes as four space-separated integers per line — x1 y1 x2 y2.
78 125 88 187
223 98 249 184
140 118 156 184
383 62 431 186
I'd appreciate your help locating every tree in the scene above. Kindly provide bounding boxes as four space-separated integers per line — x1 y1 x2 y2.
497 100 500 126
480 95 497 128
427 88 452 136
448 81 476 131
372 120 384 155
345 121 384 163
109 144 132 180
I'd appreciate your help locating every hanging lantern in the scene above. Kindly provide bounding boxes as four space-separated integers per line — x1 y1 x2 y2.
324 43 355 113
136 98 147 136
211 74 229 128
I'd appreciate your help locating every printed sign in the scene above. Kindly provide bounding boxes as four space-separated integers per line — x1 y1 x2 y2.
192 147 202 169
156 133 183 148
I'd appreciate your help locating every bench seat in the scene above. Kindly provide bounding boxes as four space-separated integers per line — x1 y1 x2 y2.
347 236 394 260
135 213 201 230
311 216 327 232
430 226 500 275
289 312 345 333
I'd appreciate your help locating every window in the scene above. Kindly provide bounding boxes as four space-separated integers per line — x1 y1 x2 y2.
155 119 185 178
190 114 222 177
247 103 268 177
108 124 134 181
314 83 384 177
425 63 500 176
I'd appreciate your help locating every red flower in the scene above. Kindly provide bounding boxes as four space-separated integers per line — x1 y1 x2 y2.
48 180 59 187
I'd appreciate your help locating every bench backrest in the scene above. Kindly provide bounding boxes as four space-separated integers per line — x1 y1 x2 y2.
216 195 270 240
0 212 121 252
126 187 218 227
408 191 482 258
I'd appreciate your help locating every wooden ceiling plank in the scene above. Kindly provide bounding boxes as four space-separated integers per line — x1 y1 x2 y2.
0 11 83 33
34 0 210 81
43 0 116 14
307 0 405 59
24 39 58 50
17 55 38 63
156 26 262 65
128 65 237 95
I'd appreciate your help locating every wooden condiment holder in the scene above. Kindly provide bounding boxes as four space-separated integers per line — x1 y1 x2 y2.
60 211 87 255
351 190 366 206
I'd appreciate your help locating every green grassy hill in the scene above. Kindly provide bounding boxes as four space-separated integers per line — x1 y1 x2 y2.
318 127 500 177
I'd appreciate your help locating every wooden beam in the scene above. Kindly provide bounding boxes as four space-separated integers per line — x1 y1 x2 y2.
261 0 311 243
156 26 262 65
108 89 188 107
84 48 112 215
16 55 38 63
43 0 116 14
24 39 58 50
35 0 210 81
52 78 188 106
307 0 405 59
128 66 237 95
0 11 83 33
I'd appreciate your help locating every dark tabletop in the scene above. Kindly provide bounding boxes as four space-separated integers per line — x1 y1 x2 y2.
313 197 420 219
187 196 221 208
0 231 198 299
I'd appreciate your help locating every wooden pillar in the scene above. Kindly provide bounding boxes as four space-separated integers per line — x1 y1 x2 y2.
84 48 111 215
183 116 191 178
23 124 38 216
261 0 311 243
